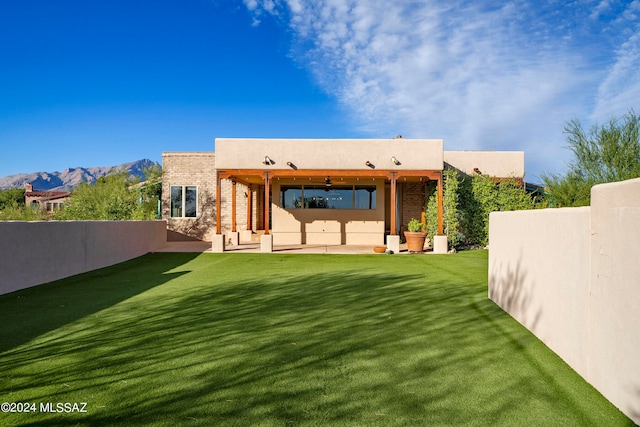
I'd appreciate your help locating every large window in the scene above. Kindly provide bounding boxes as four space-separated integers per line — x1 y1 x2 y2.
280 186 303 209
354 186 377 209
171 185 197 218
279 185 376 210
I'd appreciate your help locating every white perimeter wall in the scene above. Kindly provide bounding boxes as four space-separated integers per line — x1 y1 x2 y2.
488 178 640 425
0 221 167 295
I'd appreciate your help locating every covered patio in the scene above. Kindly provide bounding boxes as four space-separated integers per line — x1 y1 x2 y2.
157 240 425 254
212 138 447 253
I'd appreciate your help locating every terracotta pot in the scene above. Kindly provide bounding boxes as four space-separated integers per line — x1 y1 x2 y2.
404 231 427 252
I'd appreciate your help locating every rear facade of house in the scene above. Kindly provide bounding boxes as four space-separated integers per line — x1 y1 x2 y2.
162 138 524 247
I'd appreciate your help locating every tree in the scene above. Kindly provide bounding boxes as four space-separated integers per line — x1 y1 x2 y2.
55 172 152 220
0 188 25 209
135 163 163 219
542 109 640 206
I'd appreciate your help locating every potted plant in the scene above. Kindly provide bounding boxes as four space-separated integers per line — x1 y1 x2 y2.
404 218 427 252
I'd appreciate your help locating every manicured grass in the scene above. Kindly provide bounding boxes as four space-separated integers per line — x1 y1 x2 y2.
0 251 633 426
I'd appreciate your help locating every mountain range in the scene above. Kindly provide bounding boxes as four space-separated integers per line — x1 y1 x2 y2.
0 159 160 192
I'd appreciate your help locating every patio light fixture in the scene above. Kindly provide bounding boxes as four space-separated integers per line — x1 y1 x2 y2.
263 156 273 165
391 156 400 165
365 161 375 169
325 177 332 191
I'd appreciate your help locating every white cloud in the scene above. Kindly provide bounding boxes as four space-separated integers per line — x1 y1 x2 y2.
244 0 639 180
593 5 640 120
243 0 258 11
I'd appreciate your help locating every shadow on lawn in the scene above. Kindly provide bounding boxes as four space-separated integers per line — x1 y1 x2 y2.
0 253 198 354
1 253 632 426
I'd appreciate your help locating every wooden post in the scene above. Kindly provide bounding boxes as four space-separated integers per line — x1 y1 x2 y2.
421 181 427 226
231 181 237 232
390 173 397 235
246 185 253 231
264 172 270 235
215 171 222 235
437 172 444 235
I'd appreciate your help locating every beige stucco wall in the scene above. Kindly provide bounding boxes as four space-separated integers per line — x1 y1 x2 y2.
215 138 444 171
444 151 525 178
488 207 591 376
588 178 640 423
0 220 167 295
488 178 640 424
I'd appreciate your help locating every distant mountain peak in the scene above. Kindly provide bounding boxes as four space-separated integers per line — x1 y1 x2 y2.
0 159 160 192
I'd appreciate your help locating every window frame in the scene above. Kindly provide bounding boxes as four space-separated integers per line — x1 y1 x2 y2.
279 184 377 210
170 185 198 218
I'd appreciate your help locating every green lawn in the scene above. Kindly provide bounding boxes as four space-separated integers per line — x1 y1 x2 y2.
0 251 633 426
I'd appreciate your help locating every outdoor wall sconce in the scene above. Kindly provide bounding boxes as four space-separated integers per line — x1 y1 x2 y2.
263 156 273 165
473 167 481 174
325 177 332 191
365 161 375 169
287 161 297 170
391 156 401 165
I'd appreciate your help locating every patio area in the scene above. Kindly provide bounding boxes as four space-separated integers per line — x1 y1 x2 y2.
154 241 417 254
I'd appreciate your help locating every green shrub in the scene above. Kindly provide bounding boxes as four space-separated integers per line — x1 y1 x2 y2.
407 218 425 232
425 169 465 248
55 172 152 221
426 170 534 248
0 203 49 221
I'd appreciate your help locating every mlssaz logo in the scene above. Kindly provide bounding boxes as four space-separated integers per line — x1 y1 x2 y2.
40 402 88 413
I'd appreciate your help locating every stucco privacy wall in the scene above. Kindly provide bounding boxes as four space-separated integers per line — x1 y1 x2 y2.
588 178 640 424
0 221 167 295
488 178 640 425
488 207 591 375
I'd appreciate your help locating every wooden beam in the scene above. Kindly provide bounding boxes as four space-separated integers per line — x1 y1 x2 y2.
215 171 221 235
218 169 440 181
231 180 237 233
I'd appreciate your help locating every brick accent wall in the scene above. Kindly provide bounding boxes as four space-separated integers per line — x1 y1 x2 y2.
401 182 426 230
162 152 255 241
162 152 217 241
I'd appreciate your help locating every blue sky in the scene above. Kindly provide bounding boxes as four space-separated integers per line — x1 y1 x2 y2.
1 0 639 182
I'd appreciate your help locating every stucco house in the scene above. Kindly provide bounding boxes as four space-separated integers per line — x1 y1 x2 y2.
162 138 524 253
24 183 70 212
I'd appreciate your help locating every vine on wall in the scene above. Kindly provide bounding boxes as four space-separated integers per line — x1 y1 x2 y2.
425 169 534 248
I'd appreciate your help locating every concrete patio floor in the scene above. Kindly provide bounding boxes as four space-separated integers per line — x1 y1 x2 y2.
154 241 425 254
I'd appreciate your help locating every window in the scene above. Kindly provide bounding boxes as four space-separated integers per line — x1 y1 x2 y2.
279 185 376 210
280 186 303 209
304 185 353 209
354 185 377 209
171 185 197 218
